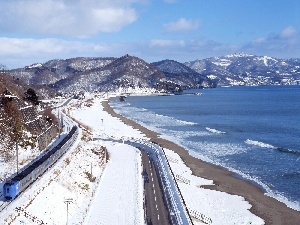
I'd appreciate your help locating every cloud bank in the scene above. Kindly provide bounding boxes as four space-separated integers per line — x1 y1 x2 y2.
163 18 200 32
0 0 139 37
0 26 298 69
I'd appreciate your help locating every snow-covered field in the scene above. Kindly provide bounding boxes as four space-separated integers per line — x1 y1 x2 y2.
165 149 264 225
86 143 143 225
0 93 264 225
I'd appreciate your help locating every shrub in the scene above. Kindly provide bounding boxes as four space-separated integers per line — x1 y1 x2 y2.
84 171 96 182
65 157 70 165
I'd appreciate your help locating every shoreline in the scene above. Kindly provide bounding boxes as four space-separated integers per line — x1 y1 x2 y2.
102 99 300 225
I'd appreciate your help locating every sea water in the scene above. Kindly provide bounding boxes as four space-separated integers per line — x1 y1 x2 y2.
109 85 300 210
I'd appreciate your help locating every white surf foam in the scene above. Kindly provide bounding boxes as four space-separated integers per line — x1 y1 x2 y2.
245 139 275 149
265 191 300 211
206 127 226 134
190 150 300 211
111 100 300 211
114 104 197 127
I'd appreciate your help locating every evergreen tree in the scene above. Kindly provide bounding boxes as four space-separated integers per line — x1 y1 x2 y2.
24 88 39 105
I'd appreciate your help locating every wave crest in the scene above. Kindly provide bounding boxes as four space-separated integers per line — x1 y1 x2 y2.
245 139 300 156
245 139 275 149
206 127 226 134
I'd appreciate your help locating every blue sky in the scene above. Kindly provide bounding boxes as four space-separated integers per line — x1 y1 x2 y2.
0 0 299 69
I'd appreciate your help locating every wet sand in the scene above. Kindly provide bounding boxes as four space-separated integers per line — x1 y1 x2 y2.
102 99 300 225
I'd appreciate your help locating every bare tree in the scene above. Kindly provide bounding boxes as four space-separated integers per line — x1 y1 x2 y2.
0 95 24 161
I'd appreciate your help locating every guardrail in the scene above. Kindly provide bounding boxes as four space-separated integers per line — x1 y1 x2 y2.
175 174 190 185
188 208 212 224
125 139 193 225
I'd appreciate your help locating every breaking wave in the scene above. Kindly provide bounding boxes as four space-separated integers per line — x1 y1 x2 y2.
206 127 226 134
245 139 275 149
112 103 197 128
245 139 300 156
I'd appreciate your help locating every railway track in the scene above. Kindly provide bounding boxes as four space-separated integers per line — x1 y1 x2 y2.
0 168 50 213
0 194 12 212
1 127 78 214
0 136 79 225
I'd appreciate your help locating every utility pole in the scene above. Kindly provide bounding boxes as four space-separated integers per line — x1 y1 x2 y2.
64 198 73 225
103 146 107 164
16 142 19 174
58 109 62 139
90 162 93 177
58 110 60 139
101 118 104 132
61 111 64 132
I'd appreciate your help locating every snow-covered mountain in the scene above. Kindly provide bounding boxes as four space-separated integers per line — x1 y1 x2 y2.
185 53 300 86
10 57 116 91
10 55 214 94
9 53 300 92
151 59 216 88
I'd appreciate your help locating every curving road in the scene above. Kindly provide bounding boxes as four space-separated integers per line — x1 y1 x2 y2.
141 150 170 225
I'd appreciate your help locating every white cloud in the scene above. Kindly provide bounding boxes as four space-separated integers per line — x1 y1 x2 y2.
149 39 185 47
0 38 95 57
0 0 140 37
280 26 297 38
241 27 299 58
0 37 116 68
252 37 266 45
163 18 200 32
1 25 299 69
145 38 233 62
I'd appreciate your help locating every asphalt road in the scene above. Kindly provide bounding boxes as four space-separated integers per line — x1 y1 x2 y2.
141 150 170 225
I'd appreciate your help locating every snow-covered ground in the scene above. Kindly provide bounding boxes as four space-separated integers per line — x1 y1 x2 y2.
0 93 264 225
86 143 143 225
165 149 264 225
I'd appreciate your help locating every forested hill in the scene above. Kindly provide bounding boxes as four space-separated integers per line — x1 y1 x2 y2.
9 55 215 94
7 53 300 95
0 72 58 161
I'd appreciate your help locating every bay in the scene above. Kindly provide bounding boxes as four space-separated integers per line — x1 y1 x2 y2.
110 85 300 210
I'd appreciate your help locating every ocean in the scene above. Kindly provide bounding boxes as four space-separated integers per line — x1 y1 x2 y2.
109 85 300 211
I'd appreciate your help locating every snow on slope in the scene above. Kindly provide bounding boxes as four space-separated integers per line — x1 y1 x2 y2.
1 132 109 225
212 59 232 67
0 94 145 225
257 56 278 67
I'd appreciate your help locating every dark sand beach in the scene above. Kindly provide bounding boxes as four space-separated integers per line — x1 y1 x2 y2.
102 99 300 225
